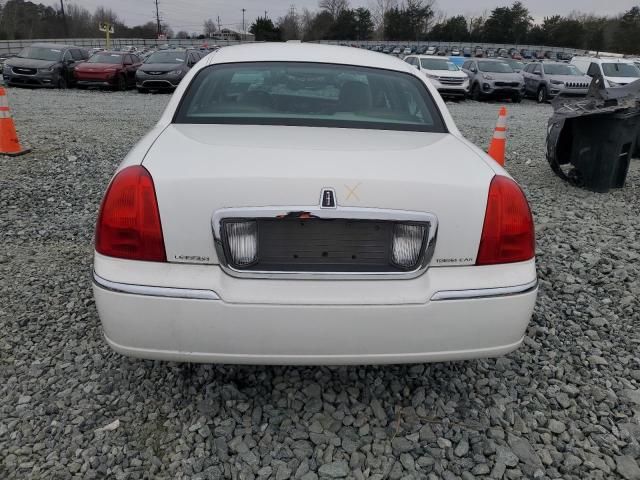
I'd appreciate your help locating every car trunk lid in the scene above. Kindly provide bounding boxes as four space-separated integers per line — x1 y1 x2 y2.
142 124 495 268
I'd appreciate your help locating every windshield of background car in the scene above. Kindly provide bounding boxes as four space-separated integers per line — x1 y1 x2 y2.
145 51 185 64
478 61 513 73
87 54 122 64
421 59 458 71
17 46 62 61
602 63 640 78
507 60 524 70
175 62 446 132
544 64 582 76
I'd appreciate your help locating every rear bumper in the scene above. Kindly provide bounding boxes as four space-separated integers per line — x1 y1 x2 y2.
92 255 537 365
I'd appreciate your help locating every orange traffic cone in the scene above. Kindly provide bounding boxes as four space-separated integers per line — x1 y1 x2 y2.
0 87 30 156
488 106 507 166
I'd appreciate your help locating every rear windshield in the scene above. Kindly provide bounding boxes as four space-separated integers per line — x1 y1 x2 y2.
478 61 513 73
544 64 581 76
88 53 123 64
145 51 185 64
174 62 445 132
421 59 458 71
602 63 640 78
17 46 62 62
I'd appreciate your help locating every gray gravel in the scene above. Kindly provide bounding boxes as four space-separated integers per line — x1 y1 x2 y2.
1 87 640 480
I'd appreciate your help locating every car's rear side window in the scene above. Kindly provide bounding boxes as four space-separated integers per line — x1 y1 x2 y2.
174 62 446 132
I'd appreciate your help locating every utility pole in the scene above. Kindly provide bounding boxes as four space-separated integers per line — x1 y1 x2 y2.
155 0 161 39
217 15 221 33
242 8 246 36
60 0 68 37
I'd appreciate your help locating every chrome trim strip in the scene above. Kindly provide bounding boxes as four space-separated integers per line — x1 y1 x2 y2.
212 206 439 280
431 279 538 301
93 271 220 300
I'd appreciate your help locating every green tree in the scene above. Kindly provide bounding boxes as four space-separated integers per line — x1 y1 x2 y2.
614 6 640 54
483 2 532 43
430 15 469 41
249 17 281 41
354 7 374 40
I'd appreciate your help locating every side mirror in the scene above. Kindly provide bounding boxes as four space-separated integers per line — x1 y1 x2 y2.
414 64 419 69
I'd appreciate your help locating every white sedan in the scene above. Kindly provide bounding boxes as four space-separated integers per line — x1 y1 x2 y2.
93 43 537 365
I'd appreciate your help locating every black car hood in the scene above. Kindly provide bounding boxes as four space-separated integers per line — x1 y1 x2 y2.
140 63 184 73
6 57 58 69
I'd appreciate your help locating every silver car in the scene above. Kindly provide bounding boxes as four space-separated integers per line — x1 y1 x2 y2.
461 59 524 102
522 62 591 103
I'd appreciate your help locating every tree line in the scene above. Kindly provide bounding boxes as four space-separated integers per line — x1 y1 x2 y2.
1 0 640 55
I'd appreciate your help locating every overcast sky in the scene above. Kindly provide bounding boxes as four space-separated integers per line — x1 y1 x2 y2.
47 0 634 32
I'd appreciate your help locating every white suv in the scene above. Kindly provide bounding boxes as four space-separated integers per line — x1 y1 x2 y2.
405 55 469 99
571 56 640 88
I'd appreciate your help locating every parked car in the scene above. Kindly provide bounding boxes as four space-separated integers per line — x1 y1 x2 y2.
136 49 204 92
486 48 496 58
571 56 640 88
416 45 429 54
474 46 484 57
426 46 437 55
520 49 533 59
522 61 591 102
403 47 412 56
497 48 510 58
2 43 88 88
121 45 138 54
405 55 469 99
534 51 545 60
93 43 537 365
382 46 391 54
544 50 554 59
511 51 523 60
435 47 448 56
450 47 461 56
462 58 524 102
462 47 472 57
504 58 525 73
392 46 403 55
74 51 142 90
556 52 573 62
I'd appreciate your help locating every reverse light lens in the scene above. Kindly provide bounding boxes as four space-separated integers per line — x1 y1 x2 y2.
95 166 166 262
476 176 535 266
224 221 258 266
392 224 426 269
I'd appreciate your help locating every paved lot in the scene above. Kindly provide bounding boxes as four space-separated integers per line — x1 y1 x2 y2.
1 88 640 480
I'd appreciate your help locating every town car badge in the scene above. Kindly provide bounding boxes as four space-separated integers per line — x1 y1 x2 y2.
320 188 337 208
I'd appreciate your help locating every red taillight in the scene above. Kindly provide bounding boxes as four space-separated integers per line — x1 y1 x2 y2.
476 175 535 266
95 165 166 262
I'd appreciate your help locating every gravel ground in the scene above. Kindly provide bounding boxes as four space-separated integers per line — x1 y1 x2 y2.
1 87 640 480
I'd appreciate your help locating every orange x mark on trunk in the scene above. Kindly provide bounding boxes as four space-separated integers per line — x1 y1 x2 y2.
345 183 361 201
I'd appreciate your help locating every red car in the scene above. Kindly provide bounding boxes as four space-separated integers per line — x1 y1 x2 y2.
74 52 142 90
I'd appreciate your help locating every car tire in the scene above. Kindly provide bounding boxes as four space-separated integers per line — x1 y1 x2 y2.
116 75 127 91
471 83 482 101
57 76 67 89
512 93 522 104
537 86 548 103
137 87 148 94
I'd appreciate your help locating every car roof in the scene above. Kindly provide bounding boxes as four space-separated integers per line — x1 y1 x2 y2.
572 56 634 64
30 42 78 49
412 55 451 59
206 43 415 74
